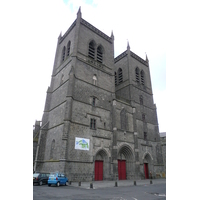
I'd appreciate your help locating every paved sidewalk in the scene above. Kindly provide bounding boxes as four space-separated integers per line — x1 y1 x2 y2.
68 178 166 189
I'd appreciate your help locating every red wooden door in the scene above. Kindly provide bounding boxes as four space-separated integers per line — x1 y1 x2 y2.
144 163 149 179
118 160 126 180
95 161 103 181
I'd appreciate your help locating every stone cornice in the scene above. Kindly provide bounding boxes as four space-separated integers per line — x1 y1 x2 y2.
81 18 112 43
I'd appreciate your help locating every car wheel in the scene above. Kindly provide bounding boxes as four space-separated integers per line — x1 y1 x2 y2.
48 184 51 187
39 181 43 186
56 182 60 187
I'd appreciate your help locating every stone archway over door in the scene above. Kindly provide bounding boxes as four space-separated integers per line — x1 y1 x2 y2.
94 149 109 181
143 152 153 179
118 145 134 180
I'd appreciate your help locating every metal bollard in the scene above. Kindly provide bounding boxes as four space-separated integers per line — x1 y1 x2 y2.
69 181 71 185
115 181 118 187
79 181 81 186
134 180 136 186
90 182 93 189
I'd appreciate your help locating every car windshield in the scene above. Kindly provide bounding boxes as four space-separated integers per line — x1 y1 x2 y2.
33 173 40 177
49 173 57 177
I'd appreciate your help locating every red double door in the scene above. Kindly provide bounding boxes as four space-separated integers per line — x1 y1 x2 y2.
144 163 149 179
118 160 126 180
95 161 103 181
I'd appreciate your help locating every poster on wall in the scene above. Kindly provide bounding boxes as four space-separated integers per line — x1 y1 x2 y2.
75 137 90 151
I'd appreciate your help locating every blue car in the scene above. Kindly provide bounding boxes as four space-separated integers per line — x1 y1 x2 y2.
48 172 68 187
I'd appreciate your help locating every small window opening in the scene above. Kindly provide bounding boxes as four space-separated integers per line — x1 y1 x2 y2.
140 95 143 105
90 119 96 129
144 132 147 140
92 97 96 106
93 75 97 85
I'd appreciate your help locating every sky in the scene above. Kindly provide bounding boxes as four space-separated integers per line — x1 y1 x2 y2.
22 0 167 132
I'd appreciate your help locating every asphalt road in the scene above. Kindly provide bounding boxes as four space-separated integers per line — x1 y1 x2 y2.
33 182 166 200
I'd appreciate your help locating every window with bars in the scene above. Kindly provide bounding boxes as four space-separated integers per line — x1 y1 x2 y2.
135 67 140 82
140 95 143 105
97 46 103 63
67 41 71 56
141 70 144 85
88 41 95 59
118 68 123 84
90 119 96 129
144 132 147 140
61 46 66 62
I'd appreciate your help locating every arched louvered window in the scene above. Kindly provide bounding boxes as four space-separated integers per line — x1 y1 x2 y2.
67 41 71 56
61 46 66 62
97 45 103 63
115 72 117 86
135 67 140 83
141 70 145 85
88 41 95 59
118 68 123 84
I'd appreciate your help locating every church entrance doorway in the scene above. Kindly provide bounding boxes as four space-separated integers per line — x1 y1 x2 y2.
144 163 149 179
95 160 103 181
118 160 126 180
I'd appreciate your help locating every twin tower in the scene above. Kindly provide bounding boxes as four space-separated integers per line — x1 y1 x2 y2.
34 8 164 181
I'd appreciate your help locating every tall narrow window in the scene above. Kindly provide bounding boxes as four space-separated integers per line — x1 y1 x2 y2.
67 41 71 56
141 70 144 85
144 132 147 140
88 41 95 59
140 95 143 105
135 67 140 82
115 72 117 86
90 119 96 129
97 45 103 63
92 97 96 106
118 68 123 84
61 46 66 62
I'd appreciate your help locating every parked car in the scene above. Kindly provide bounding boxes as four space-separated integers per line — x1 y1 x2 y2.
48 172 68 187
33 172 50 186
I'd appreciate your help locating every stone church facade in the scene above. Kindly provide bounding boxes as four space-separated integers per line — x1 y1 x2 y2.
34 8 165 181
